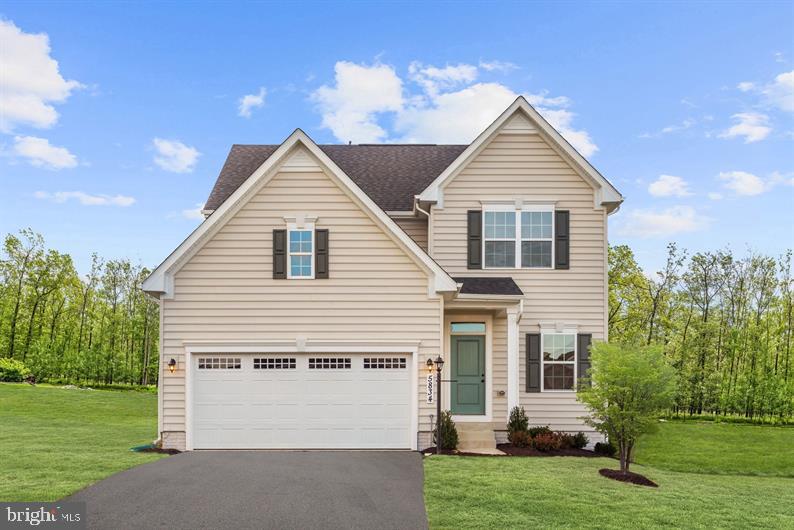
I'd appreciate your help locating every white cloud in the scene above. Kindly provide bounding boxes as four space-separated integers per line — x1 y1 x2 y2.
717 170 766 196
617 206 709 238
311 60 598 156
479 60 519 73
708 192 723 201
238 87 266 118
719 112 771 143
311 61 403 143
639 118 696 139
34 191 135 207
761 71 794 113
648 174 692 197
0 19 82 132
737 81 755 92
152 138 200 173
182 203 205 220
13 135 77 169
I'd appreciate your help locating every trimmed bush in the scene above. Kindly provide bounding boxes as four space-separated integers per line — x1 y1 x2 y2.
0 358 31 382
572 432 589 449
533 432 562 452
528 425 552 438
507 406 529 436
433 410 459 450
558 432 576 449
508 430 531 448
594 441 617 457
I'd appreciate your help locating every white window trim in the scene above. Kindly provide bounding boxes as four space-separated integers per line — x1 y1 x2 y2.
540 330 577 392
482 203 555 270
286 221 315 280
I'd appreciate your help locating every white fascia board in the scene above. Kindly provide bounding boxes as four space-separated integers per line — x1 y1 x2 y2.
142 129 457 297
417 96 624 212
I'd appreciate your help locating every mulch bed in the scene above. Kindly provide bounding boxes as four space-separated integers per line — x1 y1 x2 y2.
422 447 497 457
497 444 600 457
136 447 181 455
599 468 658 487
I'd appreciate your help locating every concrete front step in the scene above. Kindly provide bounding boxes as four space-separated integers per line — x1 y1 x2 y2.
456 422 497 451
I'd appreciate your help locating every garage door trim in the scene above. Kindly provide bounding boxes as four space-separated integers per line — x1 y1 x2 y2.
183 341 420 451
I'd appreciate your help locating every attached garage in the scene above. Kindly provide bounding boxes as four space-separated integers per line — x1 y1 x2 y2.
189 353 414 449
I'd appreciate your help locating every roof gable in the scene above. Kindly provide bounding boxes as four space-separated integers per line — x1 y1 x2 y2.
417 96 624 212
142 130 458 298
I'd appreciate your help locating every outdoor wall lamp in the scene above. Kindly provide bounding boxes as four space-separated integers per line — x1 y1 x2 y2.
426 358 434 373
168 358 177 374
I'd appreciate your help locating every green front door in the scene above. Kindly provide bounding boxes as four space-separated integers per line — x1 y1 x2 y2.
451 335 486 415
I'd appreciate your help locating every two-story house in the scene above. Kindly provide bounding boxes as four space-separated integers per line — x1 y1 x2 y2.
142 97 623 452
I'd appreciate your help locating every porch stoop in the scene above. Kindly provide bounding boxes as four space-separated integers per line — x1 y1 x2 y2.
456 422 500 453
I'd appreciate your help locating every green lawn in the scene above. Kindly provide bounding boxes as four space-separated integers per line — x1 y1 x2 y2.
425 422 794 529
0 383 165 501
634 421 794 477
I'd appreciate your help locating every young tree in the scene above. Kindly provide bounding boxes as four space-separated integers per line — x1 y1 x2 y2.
577 342 677 474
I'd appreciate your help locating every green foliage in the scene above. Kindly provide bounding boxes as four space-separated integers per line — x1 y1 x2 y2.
506 405 529 435
572 432 589 449
594 441 617 457
507 430 531 447
0 358 31 381
528 425 552 438
0 229 159 386
532 432 562 452
433 410 459 450
577 341 677 472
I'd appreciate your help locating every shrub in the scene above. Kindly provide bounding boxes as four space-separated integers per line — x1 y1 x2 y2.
594 441 617 457
533 432 562 452
508 430 531 448
572 432 589 449
528 425 552 438
507 406 529 436
558 432 576 449
433 410 459 450
0 358 31 382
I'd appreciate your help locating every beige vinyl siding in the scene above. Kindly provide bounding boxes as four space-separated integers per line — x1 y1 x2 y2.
431 132 606 435
160 147 441 436
392 217 428 251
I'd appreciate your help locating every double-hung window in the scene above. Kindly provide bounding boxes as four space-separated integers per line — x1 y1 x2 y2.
542 333 576 391
483 205 553 269
288 229 313 279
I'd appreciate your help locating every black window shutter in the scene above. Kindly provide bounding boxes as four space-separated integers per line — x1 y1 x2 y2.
315 229 329 279
577 333 593 388
272 229 287 279
467 210 482 269
526 333 541 393
555 210 570 270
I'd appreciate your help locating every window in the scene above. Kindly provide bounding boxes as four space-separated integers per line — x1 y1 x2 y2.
482 206 554 269
521 211 552 268
542 333 575 390
451 322 486 333
363 357 407 369
253 358 296 369
308 357 351 369
197 357 241 370
484 211 516 268
288 230 313 278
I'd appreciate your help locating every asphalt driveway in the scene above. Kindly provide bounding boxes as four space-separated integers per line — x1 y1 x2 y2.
65 451 427 530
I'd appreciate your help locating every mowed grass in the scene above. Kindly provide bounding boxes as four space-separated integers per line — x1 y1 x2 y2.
425 421 794 529
634 421 794 477
0 383 165 501
424 456 794 529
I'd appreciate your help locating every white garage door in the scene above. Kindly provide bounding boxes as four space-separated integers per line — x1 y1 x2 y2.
191 354 412 449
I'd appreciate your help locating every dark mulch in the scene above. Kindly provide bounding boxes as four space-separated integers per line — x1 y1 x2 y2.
497 444 600 457
599 468 658 487
421 447 498 457
137 447 181 455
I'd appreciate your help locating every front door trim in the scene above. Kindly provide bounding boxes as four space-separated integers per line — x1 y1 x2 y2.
444 313 493 422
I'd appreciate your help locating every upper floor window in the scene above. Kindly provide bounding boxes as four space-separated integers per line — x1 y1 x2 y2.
288 229 313 278
483 206 553 269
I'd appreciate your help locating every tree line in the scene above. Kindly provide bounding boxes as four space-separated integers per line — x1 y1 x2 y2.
0 229 159 386
609 243 793 419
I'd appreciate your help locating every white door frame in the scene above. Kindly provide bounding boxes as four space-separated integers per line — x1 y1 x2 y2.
183 340 420 451
443 314 493 423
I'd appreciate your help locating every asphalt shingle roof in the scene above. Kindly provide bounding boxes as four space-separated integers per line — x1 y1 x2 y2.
453 277 524 296
204 144 468 212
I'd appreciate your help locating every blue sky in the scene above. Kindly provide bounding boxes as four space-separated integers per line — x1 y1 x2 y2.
1 1 792 274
